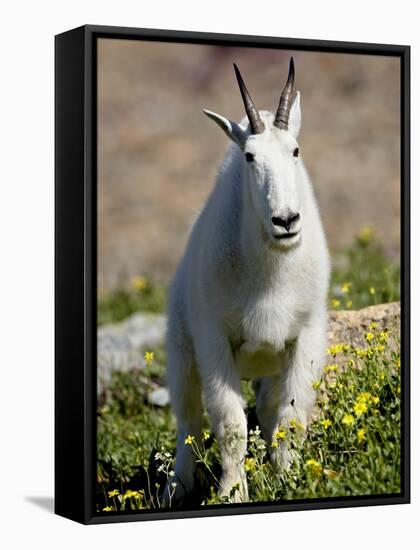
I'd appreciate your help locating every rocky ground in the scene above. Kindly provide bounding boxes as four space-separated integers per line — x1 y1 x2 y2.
327 301 400 355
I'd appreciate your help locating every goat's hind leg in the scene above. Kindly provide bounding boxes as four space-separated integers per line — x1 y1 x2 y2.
165 344 203 504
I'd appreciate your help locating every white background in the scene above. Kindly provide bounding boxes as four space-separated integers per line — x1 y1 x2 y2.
0 1 417 548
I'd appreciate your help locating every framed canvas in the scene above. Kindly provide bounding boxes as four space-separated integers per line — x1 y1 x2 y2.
55 24 410 525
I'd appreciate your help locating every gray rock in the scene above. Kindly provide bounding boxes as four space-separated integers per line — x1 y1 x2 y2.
328 301 400 354
148 387 170 407
97 312 166 393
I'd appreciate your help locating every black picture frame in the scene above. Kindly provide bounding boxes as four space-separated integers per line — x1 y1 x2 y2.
55 24 410 525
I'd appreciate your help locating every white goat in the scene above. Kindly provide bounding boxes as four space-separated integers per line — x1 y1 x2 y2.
165 58 330 503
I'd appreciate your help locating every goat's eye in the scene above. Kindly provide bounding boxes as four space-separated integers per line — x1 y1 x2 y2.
293 147 299 158
245 152 254 163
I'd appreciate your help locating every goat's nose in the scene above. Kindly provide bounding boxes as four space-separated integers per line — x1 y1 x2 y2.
271 213 300 231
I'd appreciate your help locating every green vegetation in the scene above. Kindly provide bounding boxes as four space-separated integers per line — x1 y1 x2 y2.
329 226 400 311
96 228 401 513
97 330 400 511
98 276 166 325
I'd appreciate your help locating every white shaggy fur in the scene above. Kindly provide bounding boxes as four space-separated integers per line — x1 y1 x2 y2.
165 91 330 503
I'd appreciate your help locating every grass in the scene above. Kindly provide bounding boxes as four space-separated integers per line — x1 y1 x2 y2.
98 276 166 326
329 226 400 311
96 227 401 512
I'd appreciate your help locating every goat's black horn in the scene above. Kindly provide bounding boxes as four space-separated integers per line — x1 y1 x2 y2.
233 63 265 135
274 57 295 130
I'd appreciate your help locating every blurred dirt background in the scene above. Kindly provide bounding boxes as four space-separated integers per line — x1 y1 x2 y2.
98 39 400 290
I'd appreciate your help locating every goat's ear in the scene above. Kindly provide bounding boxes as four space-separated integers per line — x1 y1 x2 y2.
288 91 301 139
203 109 247 148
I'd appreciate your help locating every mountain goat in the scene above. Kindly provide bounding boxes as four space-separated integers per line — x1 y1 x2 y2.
165 58 330 503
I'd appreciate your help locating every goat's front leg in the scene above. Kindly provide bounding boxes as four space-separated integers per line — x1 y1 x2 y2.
196 328 248 502
275 315 327 468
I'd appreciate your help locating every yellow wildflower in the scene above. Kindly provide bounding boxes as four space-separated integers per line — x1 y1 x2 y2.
107 489 119 498
184 435 195 445
326 344 344 356
321 419 332 430
331 298 341 308
271 440 278 448
123 490 139 500
297 422 305 430
312 379 321 391
368 322 378 330
365 332 375 342
341 282 351 294
289 418 297 429
397 385 401 395
378 331 389 344
202 431 210 440
102 506 113 512
144 351 154 364
306 459 322 477
274 427 287 440
244 457 256 472
131 275 148 291
347 359 355 368
357 392 371 403
372 408 380 415
324 364 338 373
342 414 355 426
347 300 353 308
357 428 366 442
396 358 401 369
358 225 374 245
328 381 337 390
369 287 376 295
354 402 368 417
372 396 380 405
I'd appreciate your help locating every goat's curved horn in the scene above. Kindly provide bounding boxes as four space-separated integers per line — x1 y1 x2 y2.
233 63 265 135
274 57 295 130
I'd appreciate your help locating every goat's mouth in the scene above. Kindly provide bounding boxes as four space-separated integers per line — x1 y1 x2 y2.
269 230 301 250
272 231 299 240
